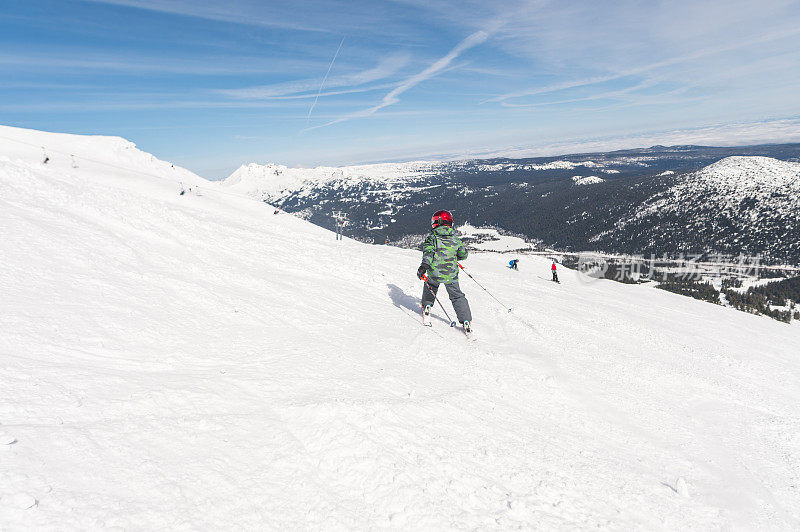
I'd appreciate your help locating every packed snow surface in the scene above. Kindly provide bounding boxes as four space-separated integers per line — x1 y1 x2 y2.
2 126 800 529
458 223 534 252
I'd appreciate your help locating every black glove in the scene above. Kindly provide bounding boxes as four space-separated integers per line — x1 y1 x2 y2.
417 263 429 280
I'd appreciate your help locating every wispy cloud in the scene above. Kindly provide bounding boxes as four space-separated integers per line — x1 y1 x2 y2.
496 76 669 109
0 81 100 90
471 117 800 161
485 24 800 106
0 99 319 113
307 37 345 122
0 51 322 75
77 0 433 40
222 116 800 171
232 83 398 101
474 0 800 115
303 29 489 131
78 0 334 32
217 52 409 99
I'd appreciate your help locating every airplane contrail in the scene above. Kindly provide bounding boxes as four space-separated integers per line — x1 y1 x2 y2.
306 36 345 124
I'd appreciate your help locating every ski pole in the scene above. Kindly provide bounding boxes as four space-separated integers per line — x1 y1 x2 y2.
422 274 456 327
458 263 512 312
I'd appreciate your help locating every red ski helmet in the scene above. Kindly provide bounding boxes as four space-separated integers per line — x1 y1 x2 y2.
431 209 453 228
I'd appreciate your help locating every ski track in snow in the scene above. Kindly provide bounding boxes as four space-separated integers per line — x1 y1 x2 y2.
1 125 800 529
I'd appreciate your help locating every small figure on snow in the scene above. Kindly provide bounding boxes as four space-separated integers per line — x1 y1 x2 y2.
551 261 560 283
417 210 472 333
509 258 519 270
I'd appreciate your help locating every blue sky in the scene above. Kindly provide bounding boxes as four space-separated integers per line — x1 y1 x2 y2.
2 0 800 178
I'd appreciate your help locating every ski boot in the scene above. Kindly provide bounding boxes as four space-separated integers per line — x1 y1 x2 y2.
422 304 432 326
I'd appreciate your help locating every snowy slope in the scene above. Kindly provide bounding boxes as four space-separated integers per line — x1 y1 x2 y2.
2 126 800 529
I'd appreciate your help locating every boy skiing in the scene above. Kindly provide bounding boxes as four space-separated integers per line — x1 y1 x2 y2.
509 258 519 270
551 261 559 283
417 210 472 334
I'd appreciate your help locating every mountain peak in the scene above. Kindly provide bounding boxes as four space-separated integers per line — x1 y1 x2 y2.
0 124 205 186
695 156 800 189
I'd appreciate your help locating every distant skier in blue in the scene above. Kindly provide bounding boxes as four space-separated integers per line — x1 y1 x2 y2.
509 259 519 270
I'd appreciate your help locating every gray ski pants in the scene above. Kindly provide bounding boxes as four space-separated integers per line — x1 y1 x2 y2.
422 278 472 323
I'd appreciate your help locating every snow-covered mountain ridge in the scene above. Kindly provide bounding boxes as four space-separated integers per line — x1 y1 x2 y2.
604 156 800 261
223 160 441 196
2 125 800 528
223 148 800 263
647 156 800 211
221 155 654 196
0 124 206 188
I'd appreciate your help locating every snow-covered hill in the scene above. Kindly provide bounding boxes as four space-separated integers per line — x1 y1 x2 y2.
637 156 800 217
605 156 800 261
571 175 605 186
2 126 800 529
0 125 206 188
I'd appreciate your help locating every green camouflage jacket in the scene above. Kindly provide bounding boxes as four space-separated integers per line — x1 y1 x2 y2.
421 225 468 283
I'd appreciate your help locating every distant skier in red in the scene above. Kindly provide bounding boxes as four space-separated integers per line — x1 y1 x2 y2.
551 261 559 283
